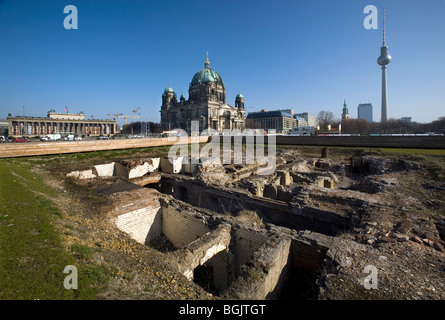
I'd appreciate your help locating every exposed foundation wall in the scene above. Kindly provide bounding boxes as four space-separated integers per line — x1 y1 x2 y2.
231 233 331 300
161 206 211 249
258 238 292 300
115 206 162 245
161 177 348 236
205 249 232 291
177 224 232 284
232 226 269 276
115 204 212 250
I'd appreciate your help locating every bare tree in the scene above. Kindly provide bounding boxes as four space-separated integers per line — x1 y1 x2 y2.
317 111 336 130
341 119 371 134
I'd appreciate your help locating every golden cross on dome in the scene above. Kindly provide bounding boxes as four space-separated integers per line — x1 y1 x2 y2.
205 51 210 67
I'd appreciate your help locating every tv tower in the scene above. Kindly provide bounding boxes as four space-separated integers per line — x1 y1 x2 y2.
377 8 392 123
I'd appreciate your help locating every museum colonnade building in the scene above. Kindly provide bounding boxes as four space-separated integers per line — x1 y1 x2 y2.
7 112 117 137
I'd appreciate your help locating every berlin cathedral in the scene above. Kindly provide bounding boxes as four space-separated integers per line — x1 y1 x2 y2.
160 54 246 133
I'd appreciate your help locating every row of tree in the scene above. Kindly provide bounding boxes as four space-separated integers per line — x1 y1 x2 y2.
119 122 162 134
317 111 445 135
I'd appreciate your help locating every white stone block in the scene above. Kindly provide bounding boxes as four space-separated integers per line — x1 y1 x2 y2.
94 162 115 177
128 163 150 179
78 169 97 179
146 158 160 173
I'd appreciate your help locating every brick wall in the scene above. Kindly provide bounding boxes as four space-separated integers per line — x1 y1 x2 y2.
161 206 211 249
201 249 231 291
115 206 162 245
233 227 269 276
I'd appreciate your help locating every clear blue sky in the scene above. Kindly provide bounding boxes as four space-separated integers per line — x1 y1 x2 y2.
0 0 444 125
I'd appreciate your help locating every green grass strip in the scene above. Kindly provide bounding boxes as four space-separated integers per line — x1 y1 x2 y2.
0 160 96 299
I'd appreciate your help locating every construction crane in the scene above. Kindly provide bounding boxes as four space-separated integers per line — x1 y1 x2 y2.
107 113 123 121
133 107 141 122
118 109 141 126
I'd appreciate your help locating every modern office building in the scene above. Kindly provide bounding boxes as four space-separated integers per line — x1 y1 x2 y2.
294 116 308 127
358 103 373 122
294 112 316 127
246 110 296 133
7 112 118 137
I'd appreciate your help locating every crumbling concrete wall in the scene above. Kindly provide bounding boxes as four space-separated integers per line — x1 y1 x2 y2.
251 237 293 300
232 226 270 276
161 205 211 249
126 158 160 179
177 224 231 281
160 157 184 174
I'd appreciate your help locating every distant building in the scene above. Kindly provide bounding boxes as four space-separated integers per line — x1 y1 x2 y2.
358 103 373 122
246 110 296 133
0 119 8 136
400 117 412 123
341 99 350 120
7 112 117 137
294 117 308 127
294 112 316 127
279 109 294 116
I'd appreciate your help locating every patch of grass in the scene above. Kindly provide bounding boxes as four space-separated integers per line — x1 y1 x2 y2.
0 159 97 299
376 148 445 156
71 244 94 260
86 265 110 284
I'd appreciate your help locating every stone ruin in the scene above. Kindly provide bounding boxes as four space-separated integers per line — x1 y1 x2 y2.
66 149 445 299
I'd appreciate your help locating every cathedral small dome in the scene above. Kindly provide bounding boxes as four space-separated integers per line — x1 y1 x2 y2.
164 86 175 94
236 93 244 99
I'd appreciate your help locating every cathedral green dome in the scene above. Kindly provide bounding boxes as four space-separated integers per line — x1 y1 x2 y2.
190 54 224 87
191 67 222 85
236 93 244 99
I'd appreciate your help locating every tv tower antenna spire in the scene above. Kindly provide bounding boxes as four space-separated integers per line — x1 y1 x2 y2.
382 8 386 46
377 8 392 123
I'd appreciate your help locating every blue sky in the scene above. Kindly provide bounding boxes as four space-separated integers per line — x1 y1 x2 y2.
0 0 444 125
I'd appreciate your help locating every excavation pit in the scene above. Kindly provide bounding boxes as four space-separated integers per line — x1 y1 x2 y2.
110 187 329 298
